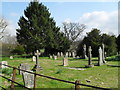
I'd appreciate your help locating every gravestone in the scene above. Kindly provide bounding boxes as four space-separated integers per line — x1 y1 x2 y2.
65 52 68 57
10 56 13 59
105 52 107 59
22 71 34 88
72 52 75 58
60 52 63 57
54 56 57 60
32 56 36 62
83 44 88 59
49 55 53 59
57 52 60 58
0 61 8 68
98 47 104 66
85 46 94 68
19 63 30 75
63 57 68 66
68 52 72 57
33 50 42 71
102 44 106 63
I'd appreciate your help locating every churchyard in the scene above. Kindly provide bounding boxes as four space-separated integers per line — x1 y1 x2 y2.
0 54 119 89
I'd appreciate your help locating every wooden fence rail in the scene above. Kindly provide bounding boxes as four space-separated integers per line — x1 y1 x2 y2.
0 64 111 90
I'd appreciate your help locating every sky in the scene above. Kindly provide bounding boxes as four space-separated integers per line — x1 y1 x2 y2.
1 0 119 36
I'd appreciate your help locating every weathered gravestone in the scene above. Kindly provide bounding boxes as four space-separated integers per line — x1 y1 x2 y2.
19 63 30 75
68 52 72 57
22 71 34 88
98 47 104 66
32 56 36 62
32 50 43 71
72 52 75 58
57 52 60 58
60 52 63 57
10 56 13 59
102 44 106 63
83 44 88 59
49 55 53 59
65 52 68 57
85 46 94 68
54 56 57 60
0 61 8 68
63 57 68 66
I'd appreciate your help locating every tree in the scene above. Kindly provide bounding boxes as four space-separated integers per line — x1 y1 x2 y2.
16 1 70 55
0 18 7 39
77 28 117 57
62 22 86 51
117 34 120 53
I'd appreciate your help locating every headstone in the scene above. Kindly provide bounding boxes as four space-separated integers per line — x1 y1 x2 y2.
98 47 104 66
88 46 92 65
102 44 106 63
10 56 13 59
33 50 43 71
68 52 72 57
60 52 63 57
22 71 34 88
65 52 68 57
72 52 75 58
49 55 53 59
83 44 88 59
32 56 36 62
57 52 60 57
54 56 57 60
19 63 30 75
105 52 107 59
0 61 8 68
63 57 68 66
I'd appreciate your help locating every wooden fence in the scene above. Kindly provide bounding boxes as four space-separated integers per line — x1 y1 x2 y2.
0 64 111 90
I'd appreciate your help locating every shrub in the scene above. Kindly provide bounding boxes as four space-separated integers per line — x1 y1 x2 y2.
2 68 13 75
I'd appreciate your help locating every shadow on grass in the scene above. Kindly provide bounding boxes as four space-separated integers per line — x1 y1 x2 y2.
107 65 120 67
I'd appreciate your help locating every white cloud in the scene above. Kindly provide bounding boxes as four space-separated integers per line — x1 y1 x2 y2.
79 11 118 36
10 12 18 17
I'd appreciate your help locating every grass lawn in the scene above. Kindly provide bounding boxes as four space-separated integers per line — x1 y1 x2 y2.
0 55 119 89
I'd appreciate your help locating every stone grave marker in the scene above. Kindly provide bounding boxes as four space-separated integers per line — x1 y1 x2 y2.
65 52 68 57
49 55 53 59
32 56 36 62
68 52 72 57
10 56 13 59
0 61 8 68
83 44 88 59
102 44 106 64
19 63 30 75
98 47 104 66
22 70 34 88
57 52 60 57
63 57 68 66
60 52 63 57
54 56 57 60
72 52 75 58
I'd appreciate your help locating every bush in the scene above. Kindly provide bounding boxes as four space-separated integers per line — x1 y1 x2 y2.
2 68 13 75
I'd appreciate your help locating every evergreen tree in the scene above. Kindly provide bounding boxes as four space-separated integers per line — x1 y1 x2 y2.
16 1 70 55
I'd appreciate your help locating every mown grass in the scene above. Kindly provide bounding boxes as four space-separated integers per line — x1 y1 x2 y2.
1 55 119 89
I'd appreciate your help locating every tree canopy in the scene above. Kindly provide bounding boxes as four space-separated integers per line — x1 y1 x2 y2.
16 1 70 55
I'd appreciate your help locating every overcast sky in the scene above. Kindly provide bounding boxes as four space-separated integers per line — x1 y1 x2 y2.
1 0 119 36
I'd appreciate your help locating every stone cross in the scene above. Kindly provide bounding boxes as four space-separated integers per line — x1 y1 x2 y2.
0 61 8 68
83 44 88 59
63 57 68 66
22 71 34 88
88 46 92 65
98 47 104 66
19 63 30 75
35 50 41 65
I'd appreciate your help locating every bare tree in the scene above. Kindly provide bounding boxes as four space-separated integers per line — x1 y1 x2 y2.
0 18 7 39
62 22 86 51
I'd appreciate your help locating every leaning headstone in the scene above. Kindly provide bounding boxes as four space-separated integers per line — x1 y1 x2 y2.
22 71 34 88
83 44 88 59
98 47 104 66
32 56 36 62
63 57 68 66
0 61 8 68
19 63 30 75
10 56 13 59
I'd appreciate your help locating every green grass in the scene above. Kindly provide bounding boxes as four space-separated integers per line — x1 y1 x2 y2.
1 55 119 89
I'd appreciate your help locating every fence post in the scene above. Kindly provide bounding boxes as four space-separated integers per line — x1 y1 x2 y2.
75 80 80 90
33 70 36 90
11 67 16 90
